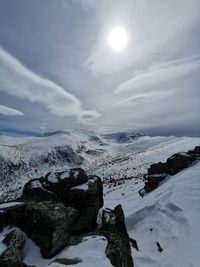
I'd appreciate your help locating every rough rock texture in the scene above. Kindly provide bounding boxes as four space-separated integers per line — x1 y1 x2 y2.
1 168 104 258
102 205 134 267
140 146 200 195
17 201 78 258
0 228 34 267
0 259 35 267
166 153 195 175
0 229 26 262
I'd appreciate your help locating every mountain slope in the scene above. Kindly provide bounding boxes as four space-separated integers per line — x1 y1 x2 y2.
104 161 200 267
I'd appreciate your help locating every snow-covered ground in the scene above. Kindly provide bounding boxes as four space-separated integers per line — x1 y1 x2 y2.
104 161 200 267
0 130 200 266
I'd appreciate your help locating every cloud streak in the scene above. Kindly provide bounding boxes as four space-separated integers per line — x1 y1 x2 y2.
115 56 200 95
0 104 24 116
0 47 100 124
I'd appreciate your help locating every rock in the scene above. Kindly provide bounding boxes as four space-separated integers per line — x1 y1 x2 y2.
22 178 58 202
1 229 26 262
102 205 134 267
69 176 104 232
147 162 168 175
143 174 167 192
2 169 104 258
187 146 200 158
140 147 199 195
16 201 78 258
0 259 35 267
129 238 139 251
166 153 194 175
156 242 163 253
0 204 25 231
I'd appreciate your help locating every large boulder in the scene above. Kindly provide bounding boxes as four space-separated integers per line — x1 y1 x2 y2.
140 147 199 195
16 201 78 258
102 205 134 267
166 153 195 175
147 162 168 175
22 172 103 233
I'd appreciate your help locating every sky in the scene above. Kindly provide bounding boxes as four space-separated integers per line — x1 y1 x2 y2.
0 0 200 136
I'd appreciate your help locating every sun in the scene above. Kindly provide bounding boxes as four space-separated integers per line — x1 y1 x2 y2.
108 26 128 52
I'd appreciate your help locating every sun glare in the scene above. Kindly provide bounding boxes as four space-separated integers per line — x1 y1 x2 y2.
108 26 128 52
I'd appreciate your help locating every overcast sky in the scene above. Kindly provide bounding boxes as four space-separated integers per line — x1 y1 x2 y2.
0 0 200 136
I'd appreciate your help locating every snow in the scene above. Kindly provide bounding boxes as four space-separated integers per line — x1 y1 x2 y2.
23 235 112 267
0 202 23 209
72 183 88 190
0 131 200 266
47 173 58 183
104 161 200 267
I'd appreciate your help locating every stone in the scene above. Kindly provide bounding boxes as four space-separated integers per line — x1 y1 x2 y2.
1 229 26 262
166 153 194 175
102 205 134 267
16 201 78 258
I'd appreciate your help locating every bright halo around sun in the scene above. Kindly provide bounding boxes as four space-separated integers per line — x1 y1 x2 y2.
108 26 128 52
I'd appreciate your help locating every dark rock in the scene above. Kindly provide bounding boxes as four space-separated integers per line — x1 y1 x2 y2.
187 146 200 158
22 178 58 202
69 176 104 233
0 204 25 231
0 259 35 267
147 162 168 175
16 201 78 258
143 174 167 192
140 146 200 195
102 205 134 267
156 242 163 253
1 229 26 262
129 238 139 251
166 153 194 175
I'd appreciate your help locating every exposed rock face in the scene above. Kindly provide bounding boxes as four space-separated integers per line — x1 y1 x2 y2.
0 259 35 267
0 229 26 262
166 153 195 175
18 201 78 258
0 167 135 266
1 168 104 259
140 146 200 195
0 228 34 267
102 205 134 267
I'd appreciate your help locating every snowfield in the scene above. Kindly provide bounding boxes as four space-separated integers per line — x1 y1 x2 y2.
0 130 200 266
104 161 200 267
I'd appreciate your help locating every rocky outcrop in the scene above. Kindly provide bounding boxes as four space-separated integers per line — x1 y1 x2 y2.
18 201 78 258
101 205 134 267
0 167 135 266
0 228 35 267
0 229 26 262
0 168 104 259
139 146 200 195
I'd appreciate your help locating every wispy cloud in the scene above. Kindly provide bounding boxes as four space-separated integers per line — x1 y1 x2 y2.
0 104 24 116
0 47 100 124
115 56 200 94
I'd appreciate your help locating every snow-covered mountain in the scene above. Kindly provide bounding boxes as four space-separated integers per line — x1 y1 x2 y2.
0 129 200 266
0 130 200 201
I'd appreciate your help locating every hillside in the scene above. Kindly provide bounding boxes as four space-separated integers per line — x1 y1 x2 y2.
0 131 199 267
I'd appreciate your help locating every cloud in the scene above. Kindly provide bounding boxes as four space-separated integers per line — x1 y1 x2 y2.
0 47 100 123
85 0 200 75
115 56 200 95
0 104 24 116
112 91 171 108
